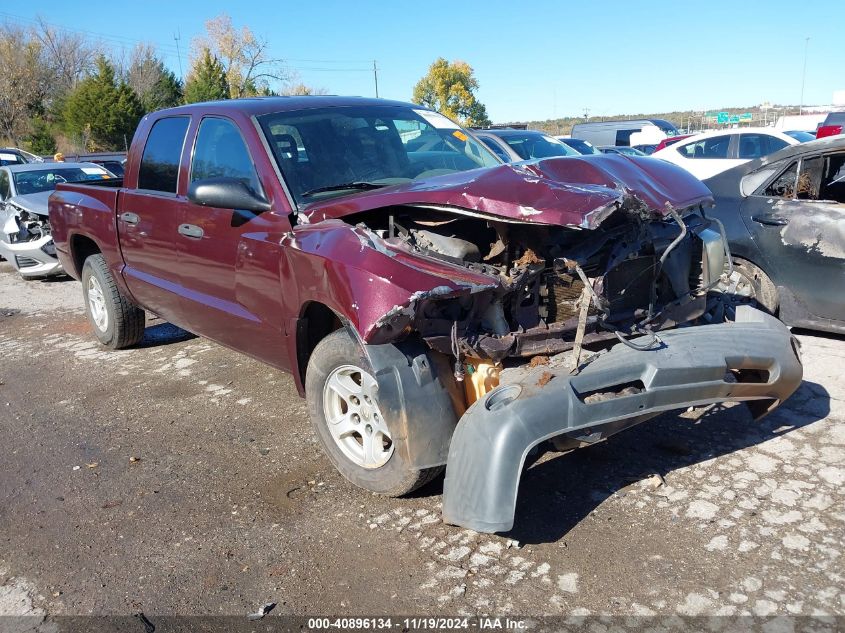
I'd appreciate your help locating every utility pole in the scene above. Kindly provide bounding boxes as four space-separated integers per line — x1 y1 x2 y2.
373 60 379 98
799 37 809 115
174 30 184 80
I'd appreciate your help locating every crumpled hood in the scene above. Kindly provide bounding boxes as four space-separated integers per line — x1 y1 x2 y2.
7 191 52 217
303 154 714 228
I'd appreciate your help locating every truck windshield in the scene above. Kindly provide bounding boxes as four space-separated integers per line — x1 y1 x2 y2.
13 166 115 195
257 105 500 205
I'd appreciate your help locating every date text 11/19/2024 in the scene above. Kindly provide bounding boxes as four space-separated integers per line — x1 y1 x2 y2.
306 616 528 630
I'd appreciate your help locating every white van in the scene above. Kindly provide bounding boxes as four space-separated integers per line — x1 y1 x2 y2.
571 119 679 147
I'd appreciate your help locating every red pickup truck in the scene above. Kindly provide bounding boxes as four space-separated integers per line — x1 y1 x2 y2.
49 97 802 533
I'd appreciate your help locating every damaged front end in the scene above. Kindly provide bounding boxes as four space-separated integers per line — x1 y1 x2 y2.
301 155 803 532
0 195 63 278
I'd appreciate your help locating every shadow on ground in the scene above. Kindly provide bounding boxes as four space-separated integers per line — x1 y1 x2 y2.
501 379 830 544
135 321 197 348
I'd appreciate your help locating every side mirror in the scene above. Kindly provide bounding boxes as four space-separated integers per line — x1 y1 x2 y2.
187 177 271 213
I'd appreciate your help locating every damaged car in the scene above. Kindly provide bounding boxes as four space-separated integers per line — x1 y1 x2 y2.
703 136 845 333
0 162 117 279
49 97 803 533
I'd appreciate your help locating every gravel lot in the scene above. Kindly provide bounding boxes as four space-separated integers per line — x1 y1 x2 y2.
0 262 843 629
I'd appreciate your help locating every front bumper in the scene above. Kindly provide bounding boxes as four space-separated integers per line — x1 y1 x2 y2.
0 234 63 278
441 306 803 533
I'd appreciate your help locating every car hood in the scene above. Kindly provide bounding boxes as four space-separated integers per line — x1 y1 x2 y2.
6 191 52 217
302 155 713 229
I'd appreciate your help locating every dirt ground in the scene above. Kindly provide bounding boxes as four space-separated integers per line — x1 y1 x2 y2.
0 262 843 629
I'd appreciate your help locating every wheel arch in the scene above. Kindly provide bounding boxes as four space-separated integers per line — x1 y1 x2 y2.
69 233 103 279
294 300 345 394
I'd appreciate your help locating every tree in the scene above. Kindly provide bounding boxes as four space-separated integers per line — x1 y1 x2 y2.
125 44 183 112
33 16 99 96
183 48 230 104
282 83 328 96
192 14 288 98
0 24 49 144
412 58 491 127
62 57 144 151
26 117 57 154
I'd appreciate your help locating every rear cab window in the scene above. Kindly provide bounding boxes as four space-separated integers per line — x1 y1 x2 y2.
138 116 191 194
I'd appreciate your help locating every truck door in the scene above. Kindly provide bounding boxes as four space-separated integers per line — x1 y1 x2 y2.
176 115 290 367
740 151 845 321
119 116 191 325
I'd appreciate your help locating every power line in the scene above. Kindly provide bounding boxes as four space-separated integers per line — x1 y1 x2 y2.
0 11 377 68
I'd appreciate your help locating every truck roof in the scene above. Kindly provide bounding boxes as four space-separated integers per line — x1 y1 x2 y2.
146 95 420 118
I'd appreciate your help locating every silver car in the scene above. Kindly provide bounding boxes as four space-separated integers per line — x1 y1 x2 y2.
0 162 116 279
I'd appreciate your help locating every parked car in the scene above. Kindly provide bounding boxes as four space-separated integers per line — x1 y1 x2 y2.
49 97 802 533
0 148 32 166
816 111 845 139
599 146 646 156
703 136 845 333
554 136 600 155
473 129 579 162
784 130 816 143
632 144 658 155
652 128 798 180
571 119 679 147
653 135 692 153
0 162 116 278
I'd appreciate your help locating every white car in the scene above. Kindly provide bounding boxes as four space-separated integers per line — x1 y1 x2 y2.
0 162 115 279
652 128 799 180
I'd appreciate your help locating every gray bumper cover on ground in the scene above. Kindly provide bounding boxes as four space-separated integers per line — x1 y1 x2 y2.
441 306 803 533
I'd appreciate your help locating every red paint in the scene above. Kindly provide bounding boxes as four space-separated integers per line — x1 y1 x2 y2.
816 124 843 139
49 97 714 394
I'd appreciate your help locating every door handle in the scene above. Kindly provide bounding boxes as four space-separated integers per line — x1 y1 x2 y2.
751 214 789 227
120 212 140 226
178 223 204 239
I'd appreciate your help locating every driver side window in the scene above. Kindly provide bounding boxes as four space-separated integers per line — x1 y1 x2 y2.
764 162 798 198
191 117 263 197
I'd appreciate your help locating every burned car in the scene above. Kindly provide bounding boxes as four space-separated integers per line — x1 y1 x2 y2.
704 136 845 334
0 162 116 278
49 98 803 532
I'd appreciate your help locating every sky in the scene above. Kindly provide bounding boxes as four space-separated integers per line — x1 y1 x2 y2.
2 1 842 122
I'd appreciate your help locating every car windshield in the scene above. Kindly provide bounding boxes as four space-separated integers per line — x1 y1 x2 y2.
257 105 500 205
563 139 599 155
784 131 816 143
497 133 577 160
12 166 114 195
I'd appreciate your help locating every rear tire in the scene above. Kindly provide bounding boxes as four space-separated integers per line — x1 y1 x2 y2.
81 254 145 349
305 329 443 496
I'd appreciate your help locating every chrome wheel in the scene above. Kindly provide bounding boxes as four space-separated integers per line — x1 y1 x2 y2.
87 276 108 332
322 364 393 469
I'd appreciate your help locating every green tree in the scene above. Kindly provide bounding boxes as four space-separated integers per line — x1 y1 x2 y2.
192 14 288 98
62 56 144 151
412 58 491 127
25 117 57 154
183 48 230 104
126 45 183 112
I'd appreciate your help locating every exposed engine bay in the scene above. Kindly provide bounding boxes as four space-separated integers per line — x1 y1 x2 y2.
343 204 727 371
6 206 54 251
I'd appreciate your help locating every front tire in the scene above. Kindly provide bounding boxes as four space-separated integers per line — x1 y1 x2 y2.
81 254 145 349
707 258 778 322
305 329 443 496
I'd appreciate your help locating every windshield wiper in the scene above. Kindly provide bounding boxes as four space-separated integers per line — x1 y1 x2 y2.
301 181 387 198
